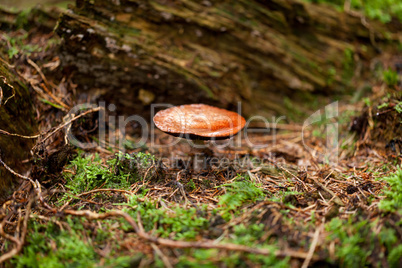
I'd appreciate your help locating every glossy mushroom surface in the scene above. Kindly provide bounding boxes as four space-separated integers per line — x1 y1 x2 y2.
153 104 246 140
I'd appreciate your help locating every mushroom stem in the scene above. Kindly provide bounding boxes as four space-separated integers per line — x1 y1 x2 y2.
191 139 213 172
193 139 205 146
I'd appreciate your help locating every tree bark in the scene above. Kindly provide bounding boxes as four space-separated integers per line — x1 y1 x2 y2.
0 62 37 200
55 0 400 119
0 6 61 200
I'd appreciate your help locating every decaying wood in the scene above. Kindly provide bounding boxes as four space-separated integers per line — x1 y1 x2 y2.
0 6 65 200
0 63 37 200
55 0 401 118
0 6 60 32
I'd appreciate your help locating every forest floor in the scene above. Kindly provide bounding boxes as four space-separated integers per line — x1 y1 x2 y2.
0 4 401 268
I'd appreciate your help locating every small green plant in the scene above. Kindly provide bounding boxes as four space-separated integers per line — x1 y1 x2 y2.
176 249 218 267
326 66 337 85
115 152 158 181
377 102 389 109
221 223 289 267
218 176 264 220
394 102 402 114
389 244 402 268
5 33 41 59
363 97 372 107
283 97 304 120
122 196 208 240
342 48 355 82
382 69 399 87
231 223 265 245
13 218 94 267
60 152 158 204
176 224 289 267
326 218 371 267
312 128 325 138
304 0 402 23
15 9 31 29
326 217 400 267
186 179 196 191
378 166 402 214
12 216 132 268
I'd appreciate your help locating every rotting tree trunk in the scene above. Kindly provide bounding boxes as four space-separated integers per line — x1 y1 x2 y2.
0 62 37 200
55 0 400 119
0 6 60 201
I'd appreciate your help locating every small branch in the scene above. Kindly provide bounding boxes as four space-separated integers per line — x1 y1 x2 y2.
151 243 173 268
63 209 311 259
301 223 323 268
0 76 15 106
0 128 41 139
277 165 309 192
77 188 133 197
0 96 99 141
311 176 344 206
0 152 54 211
0 199 32 264
27 58 69 110
39 106 101 145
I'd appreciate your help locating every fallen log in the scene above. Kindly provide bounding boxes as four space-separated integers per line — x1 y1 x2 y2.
0 62 38 200
0 6 62 200
55 0 401 119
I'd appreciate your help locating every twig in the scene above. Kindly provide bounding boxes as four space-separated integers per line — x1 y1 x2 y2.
0 56 15 69
0 76 16 106
0 199 32 263
151 243 173 268
30 214 67 231
27 58 69 110
301 224 323 268
311 176 344 206
0 101 99 141
0 128 41 139
77 188 133 197
277 165 309 192
247 122 303 131
241 132 300 145
0 151 54 211
38 106 101 145
0 150 36 187
62 209 310 259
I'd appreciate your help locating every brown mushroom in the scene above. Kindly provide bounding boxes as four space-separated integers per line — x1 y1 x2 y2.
153 104 246 140
153 104 246 171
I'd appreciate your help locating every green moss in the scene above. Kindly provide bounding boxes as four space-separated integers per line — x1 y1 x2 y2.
186 179 196 191
303 0 402 23
283 97 304 121
11 216 134 268
326 66 336 86
122 195 209 240
326 217 400 267
218 176 264 220
4 33 42 59
59 152 158 204
176 223 289 267
0 59 37 198
382 68 399 87
342 48 355 83
378 166 402 214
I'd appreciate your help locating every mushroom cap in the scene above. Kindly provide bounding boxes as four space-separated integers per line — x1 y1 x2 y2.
153 104 246 140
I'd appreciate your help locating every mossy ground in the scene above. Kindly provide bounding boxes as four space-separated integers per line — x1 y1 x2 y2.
2 107 402 267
